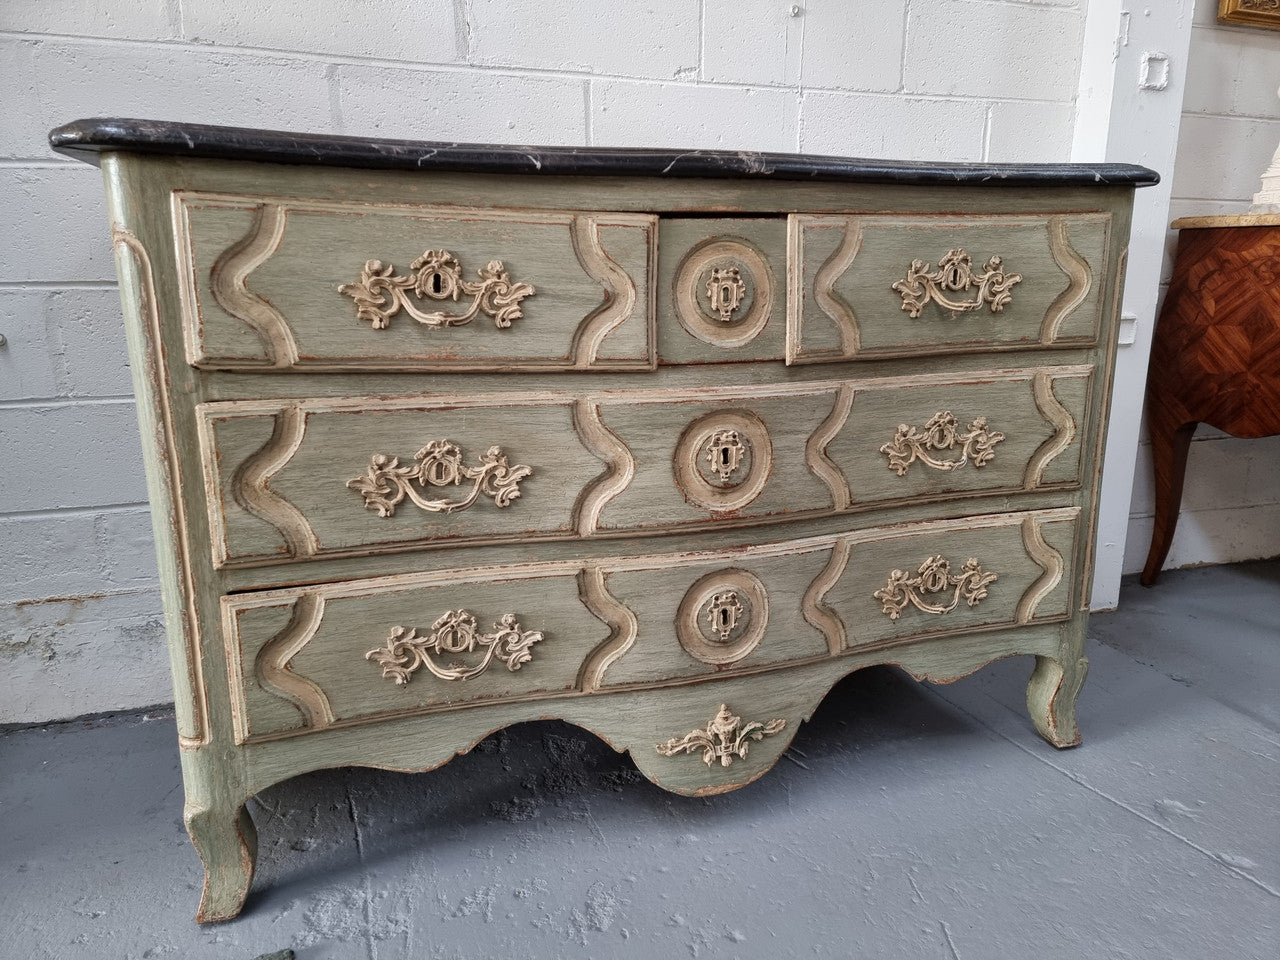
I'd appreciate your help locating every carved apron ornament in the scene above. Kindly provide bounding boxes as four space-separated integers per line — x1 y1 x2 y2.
366 610 544 684
348 440 532 517
874 555 997 621
656 704 786 768
340 249 535 330
893 248 1022 318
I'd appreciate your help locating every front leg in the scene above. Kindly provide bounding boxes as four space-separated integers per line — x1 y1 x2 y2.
186 798 258 923
1027 654 1088 748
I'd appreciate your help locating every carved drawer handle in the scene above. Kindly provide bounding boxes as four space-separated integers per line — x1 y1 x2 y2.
892 248 1022 318
880 412 1005 476
348 439 532 518
340 249 535 330
874 555 997 621
656 704 786 768
366 610 544 684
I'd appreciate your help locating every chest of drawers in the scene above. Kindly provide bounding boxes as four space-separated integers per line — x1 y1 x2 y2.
52 118 1157 922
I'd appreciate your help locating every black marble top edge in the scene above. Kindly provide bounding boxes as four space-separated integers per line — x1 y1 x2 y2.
49 118 1161 187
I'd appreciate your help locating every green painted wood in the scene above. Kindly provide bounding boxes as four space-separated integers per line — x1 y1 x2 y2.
179 196 657 371
92 145 1136 924
791 212 1111 361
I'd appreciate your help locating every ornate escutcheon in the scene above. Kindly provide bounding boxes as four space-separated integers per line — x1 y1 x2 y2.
656 704 786 768
674 238 774 347
705 266 747 323
874 555 997 621
674 410 773 512
676 568 770 664
366 610 544 684
348 440 532 518
340 249 535 330
892 248 1022 318
880 411 1005 476
705 428 748 482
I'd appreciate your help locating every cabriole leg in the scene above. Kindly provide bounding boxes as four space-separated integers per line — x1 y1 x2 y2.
186 799 257 923
1027 654 1089 748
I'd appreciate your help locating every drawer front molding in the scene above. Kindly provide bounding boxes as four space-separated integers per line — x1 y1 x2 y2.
175 193 657 372
675 568 770 665
656 704 786 768
340 249 535 330
223 507 1077 744
788 213 1111 363
366 610 545 684
879 412 1006 476
674 237 775 347
348 440 533 518
873 555 998 621
198 368 1090 569
893 248 1022 318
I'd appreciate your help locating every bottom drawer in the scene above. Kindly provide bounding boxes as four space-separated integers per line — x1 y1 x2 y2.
224 506 1079 744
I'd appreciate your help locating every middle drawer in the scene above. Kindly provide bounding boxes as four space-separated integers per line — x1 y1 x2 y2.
197 366 1092 568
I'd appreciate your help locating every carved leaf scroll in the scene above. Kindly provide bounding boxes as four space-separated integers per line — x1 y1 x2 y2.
339 249 535 330
880 412 1005 476
874 555 997 621
893 248 1022 318
348 440 532 518
656 704 786 768
366 610 544 684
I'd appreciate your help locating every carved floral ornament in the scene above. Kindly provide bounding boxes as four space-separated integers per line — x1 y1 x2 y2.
348 440 532 518
656 704 786 768
893 248 1022 318
875 555 997 621
880 411 1005 476
366 610 544 684
339 249 535 330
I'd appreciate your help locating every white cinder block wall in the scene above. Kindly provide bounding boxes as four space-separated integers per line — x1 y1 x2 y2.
0 0 1268 724
1121 0 1280 576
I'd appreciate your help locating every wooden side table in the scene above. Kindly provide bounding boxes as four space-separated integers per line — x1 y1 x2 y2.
1141 214 1280 586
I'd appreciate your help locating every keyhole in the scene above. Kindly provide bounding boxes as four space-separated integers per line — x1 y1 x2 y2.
720 447 731 467
718 608 730 629
431 272 443 294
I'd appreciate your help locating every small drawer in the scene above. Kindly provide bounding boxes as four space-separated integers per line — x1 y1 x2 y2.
222 507 1077 744
196 366 1090 569
174 191 657 372
656 218 787 364
787 212 1113 363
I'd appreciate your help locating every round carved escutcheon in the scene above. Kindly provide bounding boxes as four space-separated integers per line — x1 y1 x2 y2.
674 238 774 347
676 568 770 665
673 409 773 511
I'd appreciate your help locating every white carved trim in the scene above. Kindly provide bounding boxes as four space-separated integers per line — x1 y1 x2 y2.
1042 216 1093 342
113 223 209 747
576 566 639 692
252 593 334 737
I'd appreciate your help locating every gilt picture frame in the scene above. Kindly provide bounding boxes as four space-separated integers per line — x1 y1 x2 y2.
1219 0 1280 30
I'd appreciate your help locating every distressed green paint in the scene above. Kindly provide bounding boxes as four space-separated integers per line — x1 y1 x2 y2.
95 148 1136 923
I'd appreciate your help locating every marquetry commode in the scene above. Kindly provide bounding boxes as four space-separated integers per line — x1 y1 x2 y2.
52 119 1158 922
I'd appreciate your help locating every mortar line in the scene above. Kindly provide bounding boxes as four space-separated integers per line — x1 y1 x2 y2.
931 686 1280 900
0 281 118 289
0 395 135 410
0 502 150 520
0 31 1080 106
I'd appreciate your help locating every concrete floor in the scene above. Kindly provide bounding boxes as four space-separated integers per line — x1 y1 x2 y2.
2 562 1278 960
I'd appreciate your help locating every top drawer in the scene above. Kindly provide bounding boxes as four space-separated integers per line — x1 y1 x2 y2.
787 213 1113 363
174 192 657 372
